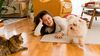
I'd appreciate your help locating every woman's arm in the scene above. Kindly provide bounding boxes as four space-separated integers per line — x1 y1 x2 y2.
34 19 43 36
54 16 68 38
59 22 68 35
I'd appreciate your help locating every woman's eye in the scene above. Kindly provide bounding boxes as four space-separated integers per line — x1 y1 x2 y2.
48 17 50 19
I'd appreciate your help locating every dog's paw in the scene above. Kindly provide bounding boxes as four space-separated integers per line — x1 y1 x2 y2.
77 43 86 50
69 39 74 44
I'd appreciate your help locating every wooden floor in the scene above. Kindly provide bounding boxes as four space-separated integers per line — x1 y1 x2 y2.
2 18 100 56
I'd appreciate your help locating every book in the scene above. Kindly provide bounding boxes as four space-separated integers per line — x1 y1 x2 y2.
40 34 69 43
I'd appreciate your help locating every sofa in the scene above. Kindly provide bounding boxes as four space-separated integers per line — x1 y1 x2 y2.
32 0 72 17
1 0 28 18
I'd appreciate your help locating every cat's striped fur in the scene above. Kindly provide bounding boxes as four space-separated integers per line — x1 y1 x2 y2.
0 33 27 56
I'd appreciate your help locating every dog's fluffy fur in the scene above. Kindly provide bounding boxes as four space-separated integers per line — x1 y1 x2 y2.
66 15 88 47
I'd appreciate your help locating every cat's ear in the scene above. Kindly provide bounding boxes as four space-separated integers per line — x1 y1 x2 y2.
19 36 23 41
18 33 22 36
18 33 23 41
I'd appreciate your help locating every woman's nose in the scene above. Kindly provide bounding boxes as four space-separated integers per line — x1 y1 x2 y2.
47 19 51 23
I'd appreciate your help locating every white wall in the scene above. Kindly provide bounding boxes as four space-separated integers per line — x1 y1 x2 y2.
71 0 90 16
71 0 100 44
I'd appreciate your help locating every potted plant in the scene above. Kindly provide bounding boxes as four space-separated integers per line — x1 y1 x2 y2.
0 0 5 27
0 0 4 21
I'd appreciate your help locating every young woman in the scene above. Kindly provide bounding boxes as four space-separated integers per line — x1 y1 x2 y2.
34 10 68 38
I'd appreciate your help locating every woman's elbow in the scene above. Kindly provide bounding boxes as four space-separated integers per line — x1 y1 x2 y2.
34 32 41 36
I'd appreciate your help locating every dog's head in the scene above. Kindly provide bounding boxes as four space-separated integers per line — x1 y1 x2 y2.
67 15 87 37
67 15 86 30
66 15 87 36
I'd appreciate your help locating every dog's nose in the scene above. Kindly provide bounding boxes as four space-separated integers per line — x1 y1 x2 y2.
70 27 73 30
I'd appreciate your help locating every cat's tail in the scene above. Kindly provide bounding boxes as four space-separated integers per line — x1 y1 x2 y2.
17 47 28 53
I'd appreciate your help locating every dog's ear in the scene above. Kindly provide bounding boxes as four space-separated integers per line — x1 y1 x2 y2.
67 15 74 19
67 15 77 21
79 19 87 25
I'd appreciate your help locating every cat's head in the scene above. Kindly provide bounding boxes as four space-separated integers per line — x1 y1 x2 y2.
9 33 23 46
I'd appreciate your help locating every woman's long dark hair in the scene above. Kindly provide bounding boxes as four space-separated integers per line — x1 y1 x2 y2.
34 10 51 25
34 10 55 35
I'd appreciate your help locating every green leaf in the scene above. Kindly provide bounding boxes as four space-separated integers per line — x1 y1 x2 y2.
0 0 5 14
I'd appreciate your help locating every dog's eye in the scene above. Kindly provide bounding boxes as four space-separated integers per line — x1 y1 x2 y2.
79 20 82 22
73 23 77 26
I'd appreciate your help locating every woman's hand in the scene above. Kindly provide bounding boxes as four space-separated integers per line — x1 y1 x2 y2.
40 19 43 23
39 19 43 26
34 19 43 36
55 32 64 38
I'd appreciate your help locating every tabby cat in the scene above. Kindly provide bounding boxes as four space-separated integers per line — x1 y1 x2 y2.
0 33 28 56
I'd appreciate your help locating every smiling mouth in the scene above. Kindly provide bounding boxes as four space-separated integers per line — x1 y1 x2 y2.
48 22 52 25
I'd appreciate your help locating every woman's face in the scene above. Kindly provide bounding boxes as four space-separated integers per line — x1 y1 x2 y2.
42 14 54 27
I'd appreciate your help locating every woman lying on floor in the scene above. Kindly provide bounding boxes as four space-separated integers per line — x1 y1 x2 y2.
34 11 67 45
33 10 68 46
